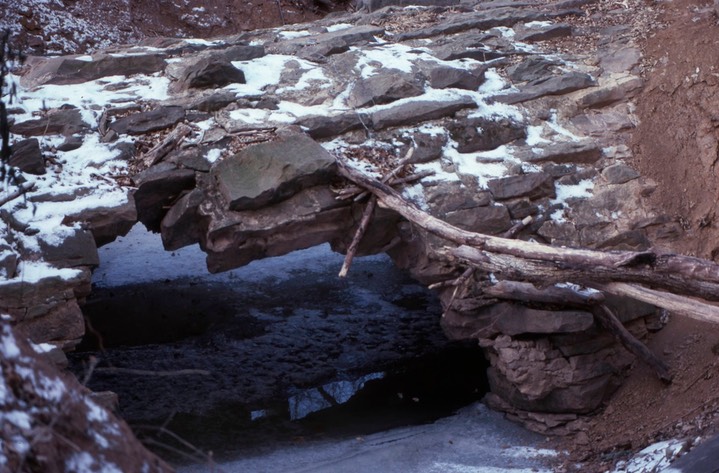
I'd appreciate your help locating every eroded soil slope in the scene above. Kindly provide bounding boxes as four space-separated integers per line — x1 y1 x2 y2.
558 0 719 470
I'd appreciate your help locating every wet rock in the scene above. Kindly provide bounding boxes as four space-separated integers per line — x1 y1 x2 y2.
9 138 45 175
444 205 511 235
601 163 640 184
507 57 560 82
428 65 485 90
522 141 602 164
133 163 196 232
448 116 526 153
371 97 476 130
210 133 336 211
161 188 206 251
109 106 186 135
39 228 100 268
11 107 88 137
496 72 596 104
347 73 424 108
21 53 167 87
488 172 555 201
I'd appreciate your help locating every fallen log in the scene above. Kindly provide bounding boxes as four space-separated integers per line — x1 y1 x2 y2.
339 195 376 278
336 159 719 309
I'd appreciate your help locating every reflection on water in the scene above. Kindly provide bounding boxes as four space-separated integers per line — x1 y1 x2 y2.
288 372 385 420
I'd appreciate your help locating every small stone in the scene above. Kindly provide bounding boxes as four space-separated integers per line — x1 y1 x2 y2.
602 163 640 184
10 138 45 175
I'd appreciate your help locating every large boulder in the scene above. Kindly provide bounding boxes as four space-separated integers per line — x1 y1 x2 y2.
210 133 337 211
0 322 172 472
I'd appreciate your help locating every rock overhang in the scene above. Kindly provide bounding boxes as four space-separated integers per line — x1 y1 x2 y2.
1 0 669 436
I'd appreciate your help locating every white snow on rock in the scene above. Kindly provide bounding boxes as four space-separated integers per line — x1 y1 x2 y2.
607 439 685 473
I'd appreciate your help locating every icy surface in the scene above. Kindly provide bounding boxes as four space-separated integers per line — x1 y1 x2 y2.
179 403 557 473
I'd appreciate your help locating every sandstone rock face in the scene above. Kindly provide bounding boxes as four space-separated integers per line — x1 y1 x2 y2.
5 0 670 440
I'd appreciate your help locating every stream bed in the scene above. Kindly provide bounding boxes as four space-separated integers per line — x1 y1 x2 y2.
68 225 557 471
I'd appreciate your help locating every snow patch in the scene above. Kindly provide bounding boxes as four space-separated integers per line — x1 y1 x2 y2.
608 439 685 473
278 30 311 39
228 54 297 95
326 23 354 32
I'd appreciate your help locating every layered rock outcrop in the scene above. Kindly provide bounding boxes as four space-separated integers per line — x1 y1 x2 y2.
3 0 672 437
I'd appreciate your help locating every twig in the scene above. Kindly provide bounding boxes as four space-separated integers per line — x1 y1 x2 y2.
591 304 673 383
335 169 434 200
0 181 35 207
95 367 211 376
501 216 533 239
275 0 286 24
441 267 475 318
354 147 415 202
339 195 376 277
135 424 225 472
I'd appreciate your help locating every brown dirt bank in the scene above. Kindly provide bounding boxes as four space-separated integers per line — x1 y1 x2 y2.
556 0 719 470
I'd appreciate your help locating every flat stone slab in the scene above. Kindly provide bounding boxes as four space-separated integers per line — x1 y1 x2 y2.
109 106 185 135
522 141 602 164
488 172 556 201
298 113 367 139
21 53 167 87
493 304 595 336
347 73 424 108
495 72 596 104
11 108 88 137
210 134 337 211
371 97 477 130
